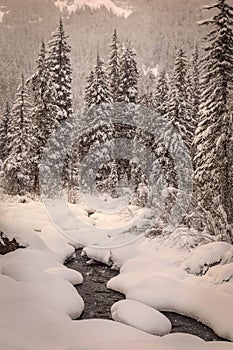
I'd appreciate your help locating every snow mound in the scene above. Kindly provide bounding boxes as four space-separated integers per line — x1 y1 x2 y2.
163 332 205 343
2 262 50 282
82 246 112 265
55 0 133 18
45 266 83 285
0 262 84 319
111 299 172 335
0 299 71 337
108 269 149 295
39 224 75 261
82 245 141 268
126 275 233 341
108 252 185 295
111 245 141 268
182 242 233 275
57 319 157 349
205 262 233 284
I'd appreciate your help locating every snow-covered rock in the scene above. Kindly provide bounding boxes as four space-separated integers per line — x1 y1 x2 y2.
182 241 233 275
111 299 172 335
82 246 112 265
126 275 233 341
45 266 83 285
111 245 141 268
205 262 233 284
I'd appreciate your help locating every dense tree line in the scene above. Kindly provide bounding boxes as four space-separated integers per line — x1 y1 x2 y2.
0 19 73 195
194 0 233 239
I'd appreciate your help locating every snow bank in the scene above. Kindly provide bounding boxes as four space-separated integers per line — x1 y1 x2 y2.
0 196 233 349
0 202 75 262
0 254 84 319
108 252 186 295
205 262 233 284
182 242 233 275
82 246 112 265
82 244 141 268
45 266 83 285
126 275 233 341
108 238 233 342
111 245 141 267
111 299 172 335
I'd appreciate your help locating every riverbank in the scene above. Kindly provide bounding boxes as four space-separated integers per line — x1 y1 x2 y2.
66 250 228 342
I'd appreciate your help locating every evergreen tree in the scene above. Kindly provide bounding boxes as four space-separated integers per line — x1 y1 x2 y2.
82 54 113 199
130 158 144 194
194 0 233 233
46 18 73 122
139 70 156 109
105 159 118 198
167 48 195 152
30 40 61 152
2 74 32 195
84 70 95 108
191 45 200 126
154 70 169 116
118 41 139 103
29 40 47 105
27 40 60 193
139 88 154 109
84 53 112 108
44 19 73 193
108 28 121 103
134 174 148 207
0 101 10 161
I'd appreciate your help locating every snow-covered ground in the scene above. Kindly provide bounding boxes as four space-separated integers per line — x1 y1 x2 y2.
0 191 233 349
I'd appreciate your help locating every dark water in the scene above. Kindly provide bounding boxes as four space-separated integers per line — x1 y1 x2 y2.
66 250 228 342
66 250 123 319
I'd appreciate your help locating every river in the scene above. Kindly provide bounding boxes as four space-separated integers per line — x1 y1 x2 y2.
66 250 227 342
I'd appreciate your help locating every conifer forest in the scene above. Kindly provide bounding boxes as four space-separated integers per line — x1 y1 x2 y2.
0 1 233 349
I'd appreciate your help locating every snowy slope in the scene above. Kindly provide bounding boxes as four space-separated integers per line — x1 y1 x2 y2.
55 0 133 17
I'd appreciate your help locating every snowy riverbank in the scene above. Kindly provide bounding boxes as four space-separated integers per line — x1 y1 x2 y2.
0 194 233 349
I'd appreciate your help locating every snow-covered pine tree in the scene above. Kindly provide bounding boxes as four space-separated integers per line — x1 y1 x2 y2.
167 48 195 153
29 40 47 105
139 88 154 109
83 53 112 191
118 41 139 103
130 158 143 194
139 70 156 109
108 28 121 103
191 45 200 127
42 19 73 194
46 18 73 122
105 159 118 198
194 0 233 235
0 101 10 161
27 39 60 193
153 70 169 116
2 74 32 195
134 174 148 207
140 69 170 190
84 70 95 108
85 53 112 108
